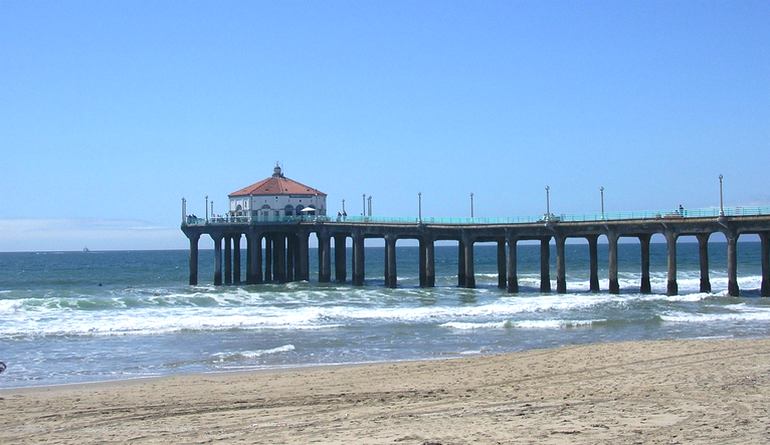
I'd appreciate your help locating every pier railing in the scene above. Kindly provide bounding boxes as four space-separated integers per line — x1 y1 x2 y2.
183 206 770 227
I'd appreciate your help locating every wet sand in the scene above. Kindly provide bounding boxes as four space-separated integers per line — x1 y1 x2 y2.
2 338 770 444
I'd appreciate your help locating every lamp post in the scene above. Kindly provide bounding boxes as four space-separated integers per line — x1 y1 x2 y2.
210 200 214 219
545 186 551 217
342 199 346 214
205 195 209 222
719 174 724 216
600 186 605 219
362 194 366 216
470 193 474 218
367 196 372 216
181 197 186 224
418 192 422 223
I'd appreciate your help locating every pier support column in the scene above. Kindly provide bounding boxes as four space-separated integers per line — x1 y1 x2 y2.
458 240 466 287
334 234 347 283
425 237 435 287
188 234 200 286
286 235 296 282
274 235 286 283
224 235 233 285
245 233 253 284
385 235 397 288
726 232 740 297
666 231 678 296
761 232 770 297
318 233 331 283
264 236 272 282
418 238 427 287
297 232 309 281
213 235 223 286
497 240 507 289
556 235 567 294
586 235 599 292
246 231 262 284
463 236 475 288
696 233 711 293
233 234 241 284
639 234 652 294
506 235 518 293
608 232 619 294
540 237 551 293
352 234 365 286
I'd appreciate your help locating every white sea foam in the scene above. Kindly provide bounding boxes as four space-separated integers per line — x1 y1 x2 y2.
440 319 601 330
212 345 295 361
661 306 770 324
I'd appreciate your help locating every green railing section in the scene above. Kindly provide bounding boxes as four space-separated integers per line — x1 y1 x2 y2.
183 206 770 227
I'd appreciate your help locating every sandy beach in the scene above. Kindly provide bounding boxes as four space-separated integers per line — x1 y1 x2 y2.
2 338 769 444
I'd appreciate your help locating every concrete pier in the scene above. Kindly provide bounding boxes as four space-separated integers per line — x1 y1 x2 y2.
352 234 365 285
666 231 678 296
497 240 506 289
556 235 566 294
540 238 551 293
385 235 397 288
457 240 466 287
586 235 599 293
761 232 770 297
213 235 222 286
264 236 272 282
233 234 241 284
463 236 475 289
425 238 435 287
188 234 199 286
727 233 739 297
181 212 770 297
334 235 346 283
639 234 652 294
506 235 518 293
696 233 711 293
608 233 619 294
318 233 331 283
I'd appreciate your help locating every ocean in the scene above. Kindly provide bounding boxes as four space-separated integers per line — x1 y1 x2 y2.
1 241 769 389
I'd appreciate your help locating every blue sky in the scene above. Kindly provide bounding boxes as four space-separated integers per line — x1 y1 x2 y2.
1 1 768 250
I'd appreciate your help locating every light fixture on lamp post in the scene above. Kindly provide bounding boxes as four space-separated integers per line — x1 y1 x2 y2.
719 174 725 216
418 192 422 223
600 186 605 219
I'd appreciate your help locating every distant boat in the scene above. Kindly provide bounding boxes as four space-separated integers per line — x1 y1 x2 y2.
83 247 90 253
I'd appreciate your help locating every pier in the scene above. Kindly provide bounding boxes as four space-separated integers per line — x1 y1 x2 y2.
181 207 770 297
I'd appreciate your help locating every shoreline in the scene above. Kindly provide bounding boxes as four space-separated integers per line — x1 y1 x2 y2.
3 337 770 444
0 334 747 392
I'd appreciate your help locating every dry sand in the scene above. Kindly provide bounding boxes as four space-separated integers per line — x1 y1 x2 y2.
2 338 770 444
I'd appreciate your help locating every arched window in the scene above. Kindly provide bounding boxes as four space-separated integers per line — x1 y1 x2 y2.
284 205 295 216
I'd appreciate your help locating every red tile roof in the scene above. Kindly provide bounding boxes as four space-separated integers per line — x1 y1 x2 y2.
229 169 326 197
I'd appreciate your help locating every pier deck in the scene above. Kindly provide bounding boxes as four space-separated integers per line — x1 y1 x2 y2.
181 207 770 297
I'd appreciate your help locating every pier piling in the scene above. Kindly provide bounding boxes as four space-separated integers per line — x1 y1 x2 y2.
540 237 551 293
506 235 518 293
587 235 599 292
697 233 711 293
639 234 652 294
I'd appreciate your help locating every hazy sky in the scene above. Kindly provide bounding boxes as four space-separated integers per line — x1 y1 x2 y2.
1 1 768 251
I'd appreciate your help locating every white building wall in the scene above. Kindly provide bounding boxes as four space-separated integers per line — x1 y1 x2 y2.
229 194 326 219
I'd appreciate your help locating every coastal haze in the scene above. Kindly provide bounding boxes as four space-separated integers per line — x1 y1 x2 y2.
2 1 770 444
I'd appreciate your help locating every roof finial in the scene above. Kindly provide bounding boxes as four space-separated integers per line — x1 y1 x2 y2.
273 162 283 178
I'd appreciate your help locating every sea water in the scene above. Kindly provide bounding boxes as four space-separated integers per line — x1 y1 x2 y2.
1 242 769 388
